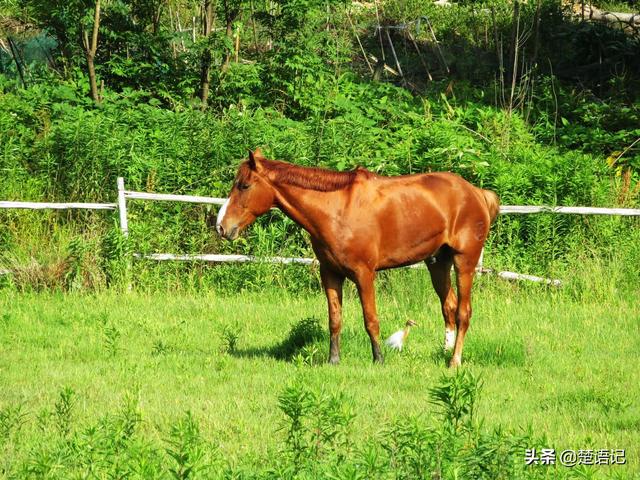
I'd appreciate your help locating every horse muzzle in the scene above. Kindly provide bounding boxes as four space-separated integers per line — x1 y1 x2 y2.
216 223 239 241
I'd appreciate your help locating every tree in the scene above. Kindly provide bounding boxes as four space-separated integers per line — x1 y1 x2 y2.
82 0 101 102
27 0 103 101
200 0 214 105
220 0 240 72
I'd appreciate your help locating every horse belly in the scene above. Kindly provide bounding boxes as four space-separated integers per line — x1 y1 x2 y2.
377 231 445 269
375 205 447 270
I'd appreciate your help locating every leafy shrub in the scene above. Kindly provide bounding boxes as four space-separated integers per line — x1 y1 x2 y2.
271 316 325 361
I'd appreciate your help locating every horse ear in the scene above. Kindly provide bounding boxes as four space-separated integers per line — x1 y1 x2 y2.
248 150 257 170
248 149 264 173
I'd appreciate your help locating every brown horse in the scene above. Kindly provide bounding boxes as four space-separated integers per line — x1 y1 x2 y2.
216 149 499 366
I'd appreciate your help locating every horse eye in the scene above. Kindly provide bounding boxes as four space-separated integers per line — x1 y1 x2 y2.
238 183 250 191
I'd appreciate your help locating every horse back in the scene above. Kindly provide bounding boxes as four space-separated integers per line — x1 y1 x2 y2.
354 171 496 254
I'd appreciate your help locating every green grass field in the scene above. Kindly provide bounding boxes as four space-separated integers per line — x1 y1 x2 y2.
1 269 638 478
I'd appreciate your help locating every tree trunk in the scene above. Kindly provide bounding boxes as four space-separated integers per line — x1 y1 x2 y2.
250 0 258 51
200 0 214 106
152 2 163 35
222 0 239 72
581 5 640 26
82 0 102 103
234 24 241 63
506 0 520 89
86 54 99 100
7 37 27 88
223 16 233 71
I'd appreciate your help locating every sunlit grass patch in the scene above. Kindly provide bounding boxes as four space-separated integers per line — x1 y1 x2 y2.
464 336 527 367
0 282 638 477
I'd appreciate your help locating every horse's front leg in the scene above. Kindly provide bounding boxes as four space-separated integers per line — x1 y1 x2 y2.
320 265 345 365
354 269 383 364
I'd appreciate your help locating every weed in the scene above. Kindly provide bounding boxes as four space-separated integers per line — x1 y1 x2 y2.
102 322 121 357
220 325 241 355
35 408 52 434
292 344 323 367
54 387 75 438
65 238 90 291
272 317 325 361
166 411 216 479
381 416 438 479
428 369 483 432
152 338 171 356
0 403 27 442
277 381 313 470
101 227 131 288
114 391 142 446
277 380 355 472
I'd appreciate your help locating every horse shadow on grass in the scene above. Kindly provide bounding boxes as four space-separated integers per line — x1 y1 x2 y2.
228 316 326 363
231 319 526 367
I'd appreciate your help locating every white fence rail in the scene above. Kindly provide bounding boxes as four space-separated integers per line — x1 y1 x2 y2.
2 176 639 286
500 205 640 216
134 253 315 265
123 191 226 206
0 201 116 210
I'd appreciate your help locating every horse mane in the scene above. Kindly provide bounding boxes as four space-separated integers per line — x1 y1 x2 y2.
262 159 358 192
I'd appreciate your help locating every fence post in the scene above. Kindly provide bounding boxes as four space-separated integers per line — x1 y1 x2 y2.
117 177 128 236
117 177 132 290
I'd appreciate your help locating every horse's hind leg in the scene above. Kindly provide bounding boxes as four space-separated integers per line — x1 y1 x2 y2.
426 253 457 352
450 251 480 368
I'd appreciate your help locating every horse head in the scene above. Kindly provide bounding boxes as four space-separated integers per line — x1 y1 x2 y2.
216 149 275 241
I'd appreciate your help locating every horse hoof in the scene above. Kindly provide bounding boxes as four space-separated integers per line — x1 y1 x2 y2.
328 356 340 365
373 355 384 364
448 356 461 368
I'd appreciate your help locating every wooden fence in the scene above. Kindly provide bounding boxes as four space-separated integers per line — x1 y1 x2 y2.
2 176 639 286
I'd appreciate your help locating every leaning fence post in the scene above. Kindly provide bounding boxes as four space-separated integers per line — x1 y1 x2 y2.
117 177 132 290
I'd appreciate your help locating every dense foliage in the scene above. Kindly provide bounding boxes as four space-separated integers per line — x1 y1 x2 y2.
0 0 639 291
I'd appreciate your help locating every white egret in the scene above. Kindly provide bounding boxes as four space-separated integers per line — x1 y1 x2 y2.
384 320 418 351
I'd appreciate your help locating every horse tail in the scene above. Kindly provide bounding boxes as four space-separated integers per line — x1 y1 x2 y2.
481 189 500 224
